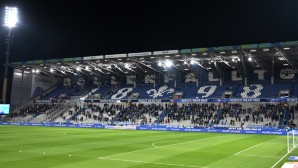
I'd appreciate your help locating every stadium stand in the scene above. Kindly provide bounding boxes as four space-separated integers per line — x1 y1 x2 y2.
6 40 298 130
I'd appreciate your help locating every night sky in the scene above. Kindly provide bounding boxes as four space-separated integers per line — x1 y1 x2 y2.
1 0 298 62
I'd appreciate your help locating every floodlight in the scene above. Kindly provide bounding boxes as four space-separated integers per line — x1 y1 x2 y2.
85 66 89 70
76 67 81 71
284 47 290 50
158 61 162 66
4 7 18 28
124 63 130 68
50 68 54 73
184 61 187 64
220 52 225 54
248 57 252 62
190 59 196 65
164 60 173 67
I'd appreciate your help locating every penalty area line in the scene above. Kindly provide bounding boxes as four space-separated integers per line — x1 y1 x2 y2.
99 135 225 159
234 142 264 155
99 157 203 168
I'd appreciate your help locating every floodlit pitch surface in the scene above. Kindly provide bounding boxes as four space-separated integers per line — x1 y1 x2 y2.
0 126 296 168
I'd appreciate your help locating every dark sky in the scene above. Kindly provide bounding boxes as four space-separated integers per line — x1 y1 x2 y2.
1 0 298 62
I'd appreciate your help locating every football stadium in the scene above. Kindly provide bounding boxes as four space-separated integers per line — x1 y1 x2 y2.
2 41 298 168
2 2 298 168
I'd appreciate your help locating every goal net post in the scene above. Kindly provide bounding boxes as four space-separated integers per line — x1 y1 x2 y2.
287 130 298 153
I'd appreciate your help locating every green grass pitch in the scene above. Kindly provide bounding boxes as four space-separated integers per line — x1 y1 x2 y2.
0 125 297 168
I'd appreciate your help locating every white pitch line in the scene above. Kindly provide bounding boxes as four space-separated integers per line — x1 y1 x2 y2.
98 135 224 159
152 140 183 148
235 154 279 159
99 157 202 168
271 146 296 168
234 142 264 155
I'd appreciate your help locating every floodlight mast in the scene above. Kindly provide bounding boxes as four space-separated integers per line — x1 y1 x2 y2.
2 7 18 103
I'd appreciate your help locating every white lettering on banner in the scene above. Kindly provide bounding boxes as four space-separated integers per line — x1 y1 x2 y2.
111 88 133 99
280 69 295 79
197 85 217 98
145 75 155 84
94 77 100 86
128 52 151 57
153 50 179 55
240 84 263 98
185 73 196 83
164 75 174 83
208 72 219 82
280 69 298 74
254 70 265 80
83 55 103 60
127 75 136 84
31 74 59 98
111 76 117 85
105 54 127 59
147 85 174 98
231 71 242 81
77 78 85 87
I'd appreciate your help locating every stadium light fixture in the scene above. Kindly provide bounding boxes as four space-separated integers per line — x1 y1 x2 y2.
191 53 196 56
50 68 54 73
4 7 18 28
263 48 269 52
248 57 252 62
232 50 237 54
165 60 173 67
220 52 225 54
76 67 81 71
283 47 290 50
124 63 130 69
190 59 196 65
250 49 256 52
158 61 162 66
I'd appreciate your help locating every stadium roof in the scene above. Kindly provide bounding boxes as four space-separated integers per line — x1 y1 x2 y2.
11 41 298 78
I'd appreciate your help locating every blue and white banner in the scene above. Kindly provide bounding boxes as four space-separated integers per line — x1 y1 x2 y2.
0 122 288 135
